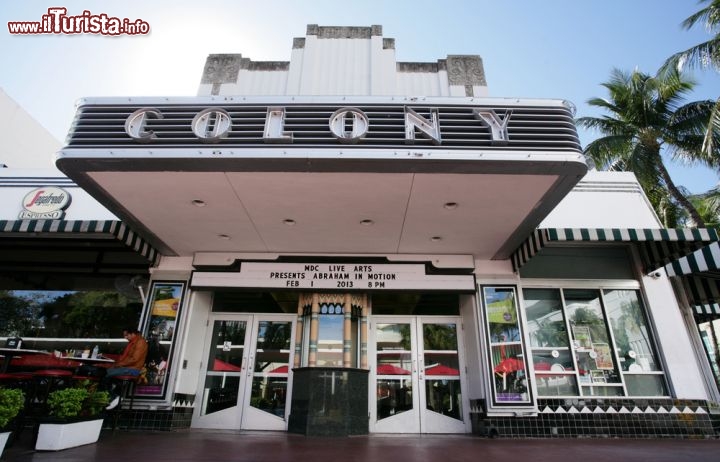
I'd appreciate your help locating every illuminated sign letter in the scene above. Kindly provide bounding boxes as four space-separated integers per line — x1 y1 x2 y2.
125 108 163 143
263 107 293 143
328 108 369 144
405 107 441 145
474 109 512 145
191 108 232 143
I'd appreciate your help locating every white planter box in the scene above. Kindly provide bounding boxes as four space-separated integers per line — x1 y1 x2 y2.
35 419 103 451
0 431 9 457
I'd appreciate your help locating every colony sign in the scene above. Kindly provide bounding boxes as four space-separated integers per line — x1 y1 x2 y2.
191 262 476 291
124 106 512 145
19 187 71 219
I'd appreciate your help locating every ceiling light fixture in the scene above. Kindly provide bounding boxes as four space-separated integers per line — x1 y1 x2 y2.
191 199 206 207
217 234 231 240
430 236 443 242
360 219 374 226
283 219 296 226
443 202 458 210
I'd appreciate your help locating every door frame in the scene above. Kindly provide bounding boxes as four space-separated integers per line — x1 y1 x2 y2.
369 315 471 433
191 313 296 430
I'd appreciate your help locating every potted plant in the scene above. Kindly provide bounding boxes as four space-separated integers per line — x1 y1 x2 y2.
0 388 24 457
35 381 109 451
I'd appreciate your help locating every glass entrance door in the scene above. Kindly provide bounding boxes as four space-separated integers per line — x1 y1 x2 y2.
193 314 295 430
371 316 468 433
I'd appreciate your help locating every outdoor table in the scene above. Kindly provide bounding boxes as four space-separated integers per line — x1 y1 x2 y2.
59 355 115 376
60 355 115 365
0 348 51 373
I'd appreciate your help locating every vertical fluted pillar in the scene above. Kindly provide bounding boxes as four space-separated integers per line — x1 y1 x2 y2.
360 293 369 369
294 302 304 368
343 293 352 367
308 293 320 366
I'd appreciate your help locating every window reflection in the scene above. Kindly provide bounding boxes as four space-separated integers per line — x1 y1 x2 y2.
699 319 720 392
604 290 659 372
317 309 343 367
523 287 667 397
251 321 291 418
0 289 143 359
377 378 413 419
565 289 620 385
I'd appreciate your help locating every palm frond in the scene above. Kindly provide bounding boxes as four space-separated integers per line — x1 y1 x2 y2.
666 100 719 165
680 0 720 32
702 97 720 155
660 38 720 73
582 135 633 168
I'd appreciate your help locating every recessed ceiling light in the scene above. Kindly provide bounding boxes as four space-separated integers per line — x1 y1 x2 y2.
283 219 296 226
192 199 206 207
430 236 443 242
443 202 458 210
360 219 374 226
217 234 231 240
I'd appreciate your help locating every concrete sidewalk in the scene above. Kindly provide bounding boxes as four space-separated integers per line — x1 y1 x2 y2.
3 429 720 462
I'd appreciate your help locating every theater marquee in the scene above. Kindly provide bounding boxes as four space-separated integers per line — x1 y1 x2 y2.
191 262 476 291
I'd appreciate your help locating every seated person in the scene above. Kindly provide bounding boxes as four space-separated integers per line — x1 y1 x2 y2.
104 328 148 410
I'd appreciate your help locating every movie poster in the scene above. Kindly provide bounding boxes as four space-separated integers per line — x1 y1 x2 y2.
136 282 185 399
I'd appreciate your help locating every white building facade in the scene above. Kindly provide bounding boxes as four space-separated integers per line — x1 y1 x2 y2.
51 25 720 437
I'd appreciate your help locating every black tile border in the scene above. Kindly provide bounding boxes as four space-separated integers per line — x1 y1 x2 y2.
471 399 720 438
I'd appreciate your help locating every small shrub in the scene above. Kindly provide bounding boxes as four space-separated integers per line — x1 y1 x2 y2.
47 388 87 419
47 384 109 420
0 388 25 429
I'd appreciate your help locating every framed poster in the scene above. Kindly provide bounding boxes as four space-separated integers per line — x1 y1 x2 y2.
592 342 614 370
571 326 592 350
481 285 532 407
135 281 186 399
590 370 607 383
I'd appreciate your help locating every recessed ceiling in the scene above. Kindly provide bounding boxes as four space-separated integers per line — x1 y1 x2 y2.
84 170 570 260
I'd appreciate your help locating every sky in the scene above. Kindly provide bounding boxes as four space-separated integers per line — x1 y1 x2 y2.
1 0 719 193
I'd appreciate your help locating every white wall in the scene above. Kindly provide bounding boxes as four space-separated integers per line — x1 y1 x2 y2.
641 273 709 398
0 88 61 169
198 27 488 97
173 290 212 395
541 171 661 228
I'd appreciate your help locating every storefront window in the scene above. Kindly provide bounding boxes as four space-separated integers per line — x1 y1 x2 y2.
565 289 622 395
603 288 666 396
698 320 720 393
522 287 667 397
524 289 577 396
0 288 142 351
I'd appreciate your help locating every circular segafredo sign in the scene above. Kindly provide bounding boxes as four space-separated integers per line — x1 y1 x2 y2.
19 187 71 219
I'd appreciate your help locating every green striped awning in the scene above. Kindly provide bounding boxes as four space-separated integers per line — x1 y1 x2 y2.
512 228 720 273
665 242 720 277
679 275 720 317
0 219 158 265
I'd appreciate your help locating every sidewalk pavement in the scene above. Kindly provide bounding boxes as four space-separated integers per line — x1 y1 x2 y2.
3 429 720 462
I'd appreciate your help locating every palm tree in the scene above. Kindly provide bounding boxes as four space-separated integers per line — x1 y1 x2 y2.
646 182 687 227
690 187 720 229
661 0 720 156
577 68 718 226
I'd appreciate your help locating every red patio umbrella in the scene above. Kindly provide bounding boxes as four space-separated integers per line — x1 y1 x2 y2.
213 358 242 372
494 357 524 375
425 364 459 376
269 365 289 373
377 363 411 375
494 357 525 391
